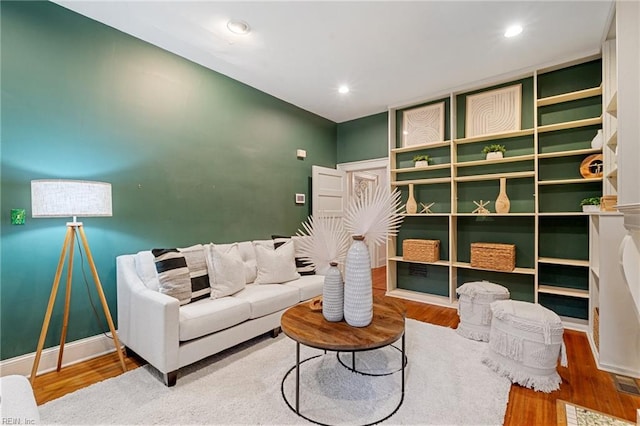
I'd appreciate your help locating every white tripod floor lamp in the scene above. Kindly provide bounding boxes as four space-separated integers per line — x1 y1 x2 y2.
30 179 126 384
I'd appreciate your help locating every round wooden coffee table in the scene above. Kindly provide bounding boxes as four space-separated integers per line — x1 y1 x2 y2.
280 297 406 425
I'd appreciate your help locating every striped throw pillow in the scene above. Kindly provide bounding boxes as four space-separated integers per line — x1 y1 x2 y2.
152 248 192 305
179 244 210 302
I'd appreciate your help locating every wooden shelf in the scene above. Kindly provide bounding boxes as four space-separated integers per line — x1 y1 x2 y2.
401 213 450 217
538 285 589 299
538 177 602 185
454 154 535 168
591 266 600 279
538 212 592 216
391 140 451 154
453 213 535 217
389 256 450 267
606 91 617 117
455 171 534 182
537 148 601 159
537 116 603 134
392 163 451 173
452 262 535 275
386 289 452 308
536 85 602 107
454 128 534 145
392 177 451 186
538 257 589 267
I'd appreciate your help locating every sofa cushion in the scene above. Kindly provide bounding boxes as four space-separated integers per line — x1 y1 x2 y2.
206 244 246 299
283 274 324 301
215 241 259 284
253 240 300 284
152 249 192 305
272 235 315 275
233 283 300 319
134 250 160 291
178 297 251 341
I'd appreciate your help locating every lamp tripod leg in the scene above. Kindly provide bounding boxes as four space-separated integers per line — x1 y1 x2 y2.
30 226 74 384
57 228 76 371
77 226 127 373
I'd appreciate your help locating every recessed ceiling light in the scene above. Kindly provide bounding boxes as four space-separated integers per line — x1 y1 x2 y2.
338 85 350 94
504 24 523 38
227 20 251 35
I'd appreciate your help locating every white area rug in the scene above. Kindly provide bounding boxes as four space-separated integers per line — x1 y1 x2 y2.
39 319 510 425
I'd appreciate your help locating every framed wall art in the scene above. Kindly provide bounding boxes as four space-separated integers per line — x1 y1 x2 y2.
402 102 445 147
466 84 522 137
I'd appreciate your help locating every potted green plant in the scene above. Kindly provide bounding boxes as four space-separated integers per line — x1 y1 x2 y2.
412 154 430 168
580 197 601 212
482 144 507 160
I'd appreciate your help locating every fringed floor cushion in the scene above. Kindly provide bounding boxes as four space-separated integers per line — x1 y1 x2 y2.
483 300 567 393
456 281 510 342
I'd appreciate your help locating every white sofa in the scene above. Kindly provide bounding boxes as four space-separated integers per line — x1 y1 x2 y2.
116 239 323 386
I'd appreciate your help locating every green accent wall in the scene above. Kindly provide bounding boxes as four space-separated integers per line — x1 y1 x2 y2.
0 1 337 360
336 112 388 163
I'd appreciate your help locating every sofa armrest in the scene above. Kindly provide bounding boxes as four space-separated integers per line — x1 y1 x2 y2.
116 255 180 374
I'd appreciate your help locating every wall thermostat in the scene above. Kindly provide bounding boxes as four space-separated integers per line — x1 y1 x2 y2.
295 193 306 204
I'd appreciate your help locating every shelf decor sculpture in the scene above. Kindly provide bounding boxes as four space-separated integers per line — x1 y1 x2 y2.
472 200 491 215
420 202 435 214
580 154 604 178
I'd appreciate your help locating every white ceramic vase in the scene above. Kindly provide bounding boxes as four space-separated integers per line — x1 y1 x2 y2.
323 262 344 322
343 235 373 327
486 151 503 160
414 160 429 168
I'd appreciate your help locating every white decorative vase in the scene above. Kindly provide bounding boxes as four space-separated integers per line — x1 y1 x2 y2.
486 151 503 160
323 262 344 322
414 160 429 168
582 205 600 213
591 129 603 149
343 235 373 327
406 183 418 214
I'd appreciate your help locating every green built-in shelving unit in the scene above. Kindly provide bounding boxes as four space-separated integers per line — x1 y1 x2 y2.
387 56 605 326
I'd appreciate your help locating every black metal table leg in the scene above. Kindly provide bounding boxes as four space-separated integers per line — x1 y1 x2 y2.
296 342 300 414
401 332 405 394
352 351 355 370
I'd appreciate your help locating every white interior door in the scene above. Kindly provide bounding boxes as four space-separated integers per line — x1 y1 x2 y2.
312 165 346 218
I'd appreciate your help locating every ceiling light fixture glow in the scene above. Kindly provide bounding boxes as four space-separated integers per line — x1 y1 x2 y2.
227 20 251 35
338 85 350 94
504 24 523 38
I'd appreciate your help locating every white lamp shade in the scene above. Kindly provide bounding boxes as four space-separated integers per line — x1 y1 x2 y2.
31 180 112 218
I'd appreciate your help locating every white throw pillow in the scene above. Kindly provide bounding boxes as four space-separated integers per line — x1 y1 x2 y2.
253 240 300 284
205 244 246 299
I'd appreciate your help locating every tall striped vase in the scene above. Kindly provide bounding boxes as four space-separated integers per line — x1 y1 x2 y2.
343 235 373 327
323 262 344 322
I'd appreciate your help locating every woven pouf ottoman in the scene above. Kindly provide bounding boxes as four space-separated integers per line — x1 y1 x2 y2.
456 280 510 342
482 300 568 393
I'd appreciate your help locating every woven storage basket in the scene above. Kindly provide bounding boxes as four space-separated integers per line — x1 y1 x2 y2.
403 239 440 262
470 242 515 271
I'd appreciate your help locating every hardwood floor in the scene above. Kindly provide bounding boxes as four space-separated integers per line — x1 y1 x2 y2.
31 266 639 424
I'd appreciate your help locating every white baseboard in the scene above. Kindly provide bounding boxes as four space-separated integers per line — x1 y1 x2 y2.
0 333 121 378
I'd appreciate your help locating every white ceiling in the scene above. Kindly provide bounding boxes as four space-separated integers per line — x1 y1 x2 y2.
53 1 613 123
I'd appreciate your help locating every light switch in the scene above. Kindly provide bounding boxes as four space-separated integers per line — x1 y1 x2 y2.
296 149 306 159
